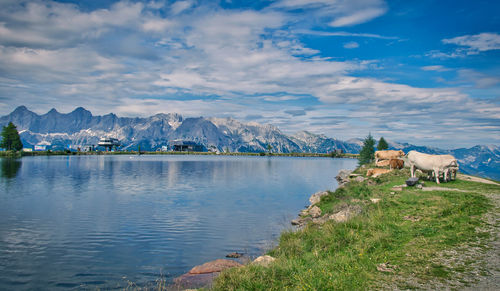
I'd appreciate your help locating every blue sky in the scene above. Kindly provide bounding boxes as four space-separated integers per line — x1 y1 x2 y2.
0 0 499 148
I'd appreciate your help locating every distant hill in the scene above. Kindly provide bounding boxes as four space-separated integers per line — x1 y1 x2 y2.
1 106 498 180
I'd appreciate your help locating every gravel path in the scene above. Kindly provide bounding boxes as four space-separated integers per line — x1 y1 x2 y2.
382 175 500 290
457 173 500 186
464 191 500 290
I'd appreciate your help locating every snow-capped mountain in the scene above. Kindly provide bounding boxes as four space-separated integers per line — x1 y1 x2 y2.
0 106 356 154
1 106 499 180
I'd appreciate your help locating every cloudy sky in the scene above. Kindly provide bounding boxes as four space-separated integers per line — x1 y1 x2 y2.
0 0 499 148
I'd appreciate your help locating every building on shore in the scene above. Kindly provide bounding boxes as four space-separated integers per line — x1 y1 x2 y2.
34 145 47 151
97 138 121 151
170 140 205 152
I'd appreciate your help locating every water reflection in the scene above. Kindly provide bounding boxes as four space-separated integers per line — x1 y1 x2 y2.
0 155 357 290
0 158 21 179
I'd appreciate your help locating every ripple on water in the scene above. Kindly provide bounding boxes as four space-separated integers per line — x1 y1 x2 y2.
0 155 357 289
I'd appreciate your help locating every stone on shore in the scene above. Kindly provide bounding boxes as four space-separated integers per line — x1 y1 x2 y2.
188 259 242 274
309 205 322 218
328 204 363 222
252 255 276 267
336 169 352 187
309 191 328 205
291 216 312 226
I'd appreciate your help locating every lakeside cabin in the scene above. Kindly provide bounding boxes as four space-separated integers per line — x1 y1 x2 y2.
98 138 121 151
170 140 204 152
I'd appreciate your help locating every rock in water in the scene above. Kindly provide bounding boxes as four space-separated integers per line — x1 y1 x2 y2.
406 177 419 186
225 252 243 258
189 259 242 274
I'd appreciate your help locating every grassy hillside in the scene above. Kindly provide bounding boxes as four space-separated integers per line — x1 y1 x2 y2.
212 166 499 290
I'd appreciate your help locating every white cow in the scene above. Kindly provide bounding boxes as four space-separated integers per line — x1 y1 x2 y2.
406 151 459 184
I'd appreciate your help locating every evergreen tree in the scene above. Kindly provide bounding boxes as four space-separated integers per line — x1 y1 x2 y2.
377 137 388 150
358 133 375 165
0 122 23 151
267 144 272 153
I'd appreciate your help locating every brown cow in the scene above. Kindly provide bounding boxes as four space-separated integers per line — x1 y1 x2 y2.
375 159 391 167
375 150 404 163
366 168 392 178
389 159 404 170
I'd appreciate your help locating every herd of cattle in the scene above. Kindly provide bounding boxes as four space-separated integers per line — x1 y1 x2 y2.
369 149 459 184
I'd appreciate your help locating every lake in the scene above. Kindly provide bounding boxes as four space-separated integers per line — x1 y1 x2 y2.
0 155 357 289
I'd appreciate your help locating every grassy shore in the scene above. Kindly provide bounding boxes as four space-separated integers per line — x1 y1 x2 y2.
212 165 499 290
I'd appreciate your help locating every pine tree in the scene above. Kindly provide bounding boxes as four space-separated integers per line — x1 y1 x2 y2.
377 137 388 150
0 122 23 151
267 144 272 153
358 133 375 165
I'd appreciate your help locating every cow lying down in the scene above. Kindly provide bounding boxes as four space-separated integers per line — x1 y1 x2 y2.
367 168 392 178
406 151 458 184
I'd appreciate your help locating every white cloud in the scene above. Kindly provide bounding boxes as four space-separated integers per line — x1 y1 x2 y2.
313 76 467 105
0 1 145 48
343 41 359 49
420 65 449 72
429 32 500 59
274 0 387 27
142 18 174 33
329 7 386 27
0 0 498 148
295 30 398 40
170 0 193 15
457 69 500 89
443 32 500 52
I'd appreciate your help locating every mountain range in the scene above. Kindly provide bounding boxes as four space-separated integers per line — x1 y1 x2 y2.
1 106 499 181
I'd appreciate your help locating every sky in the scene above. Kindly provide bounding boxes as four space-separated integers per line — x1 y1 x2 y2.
0 0 499 148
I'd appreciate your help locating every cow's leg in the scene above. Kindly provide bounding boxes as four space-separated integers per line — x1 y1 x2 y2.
434 168 440 184
410 164 415 177
445 168 450 182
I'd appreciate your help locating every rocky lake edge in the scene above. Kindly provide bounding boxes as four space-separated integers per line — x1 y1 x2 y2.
195 164 500 290
160 163 500 290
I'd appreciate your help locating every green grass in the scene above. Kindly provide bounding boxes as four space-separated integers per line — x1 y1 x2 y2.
212 168 497 290
0 150 22 158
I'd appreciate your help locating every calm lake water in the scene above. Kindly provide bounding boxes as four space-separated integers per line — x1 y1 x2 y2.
0 155 357 289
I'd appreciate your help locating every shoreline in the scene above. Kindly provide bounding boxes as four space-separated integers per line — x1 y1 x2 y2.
210 165 500 290
171 167 358 290
0 150 358 159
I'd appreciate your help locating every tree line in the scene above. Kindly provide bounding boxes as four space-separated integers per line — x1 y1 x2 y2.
358 134 388 165
0 122 23 151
